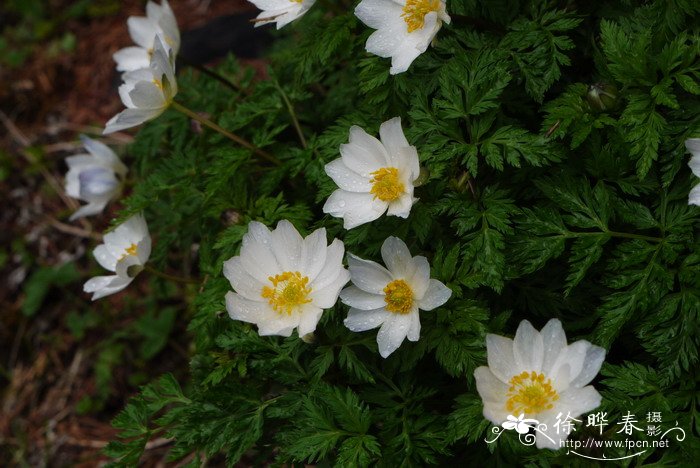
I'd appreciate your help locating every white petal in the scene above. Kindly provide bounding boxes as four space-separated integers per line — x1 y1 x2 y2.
534 412 569 450
344 307 388 332
406 255 430 298
270 220 303 271
308 239 346 291
93 244 118 272
309 268 349 309
342 125 390 175
299 227 328 281
394 145 420 182
226 291 297 336
323 190 387 229
297 304 323 336
128 16 157 49
70 202 107 221
347 253 393 294
129 80 165 109
380 236 413 277
379 117 410 154
474 366 510 404
354 0 404 30
113 46 150 72
223 257 265 301
558 386 603 417
540 319 568 376
340 286 386 310
686 138 700 171
513 320 544 373
486 334 517 383
84 275 132 300
376 313 411 358
386 192 415 218
689 184 700 206
104 108 163 134
406 309 421 341
324 158 372 192
569 345 605 388
417 279 451 311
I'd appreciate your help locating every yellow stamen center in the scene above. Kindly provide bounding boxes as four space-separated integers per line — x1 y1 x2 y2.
506 371 559 415
261 271 312 315
383 279 414 314
119 243 138 261
401 0 440 33
370 167 405 202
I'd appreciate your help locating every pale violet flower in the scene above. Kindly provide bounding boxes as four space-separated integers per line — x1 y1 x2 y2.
224 220 350 337
249 0 316 29
65 136 127 220
341 236 451 358
474 319 606 450
104 35 177 135
84 214 151 300
113 0 180 72
686 138 700 206
355 0 451 74
323 117 420 229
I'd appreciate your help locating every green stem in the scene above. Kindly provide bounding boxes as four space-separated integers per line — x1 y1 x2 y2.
179 58 243 93
171 101 281 166
274 81 307 149
145 265 198 284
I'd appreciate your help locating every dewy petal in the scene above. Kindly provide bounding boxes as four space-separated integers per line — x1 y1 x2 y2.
380 236 413 277
223 257 265 302
417 279 451 311
513 320 544 373
355 0 404 30
386 192 415 218
406 309 421 341
406 255 429 298
309 268 350 309
376 312 411 358
379 117 410 154
569 345 605 388
323 190 387 229
270 220 304 272
347 253 393 294
558 386 603 417
299 227 328 282
225 291 292 334
324 158 372 193
344 307 388 332
540 319 568 375
297 304 324 337
561 340 590 386
340 286 386 310
308 238 346 291
93 244 118 272
485 334 517 383
474 367 510 405
343 125 390 174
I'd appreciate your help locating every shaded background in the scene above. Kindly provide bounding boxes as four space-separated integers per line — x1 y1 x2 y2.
0 1 271 464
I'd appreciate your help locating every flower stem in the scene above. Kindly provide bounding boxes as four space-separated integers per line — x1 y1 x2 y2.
274 80 307 149
170 101 281 166
178 58 244 93
144 265 198 284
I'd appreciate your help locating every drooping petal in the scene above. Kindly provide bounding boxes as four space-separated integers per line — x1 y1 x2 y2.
83 275 132 300
376 312 411 357
104 108 163 134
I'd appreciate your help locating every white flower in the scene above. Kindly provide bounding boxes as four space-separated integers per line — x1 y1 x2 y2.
224 220 350 337
249 0 316 29
323 117 420 229
686 138 700 206
65 136 127 220
341 236 451 358
113 0 180 72
474 319 606 450
83 214 151 300
355 0 451 74
104 35 177 135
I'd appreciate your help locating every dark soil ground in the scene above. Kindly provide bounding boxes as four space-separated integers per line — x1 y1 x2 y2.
0 1 265 465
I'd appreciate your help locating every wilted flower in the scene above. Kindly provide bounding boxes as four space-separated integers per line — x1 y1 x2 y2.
224 220 349 337
323 117 420 229
113 0 180 72
686 138 700 206
249 0 316 29
84 214 151 300
341 236 451 357
104 35 177 135
65 136 127 220
474 319 605 449
355 0 451 74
